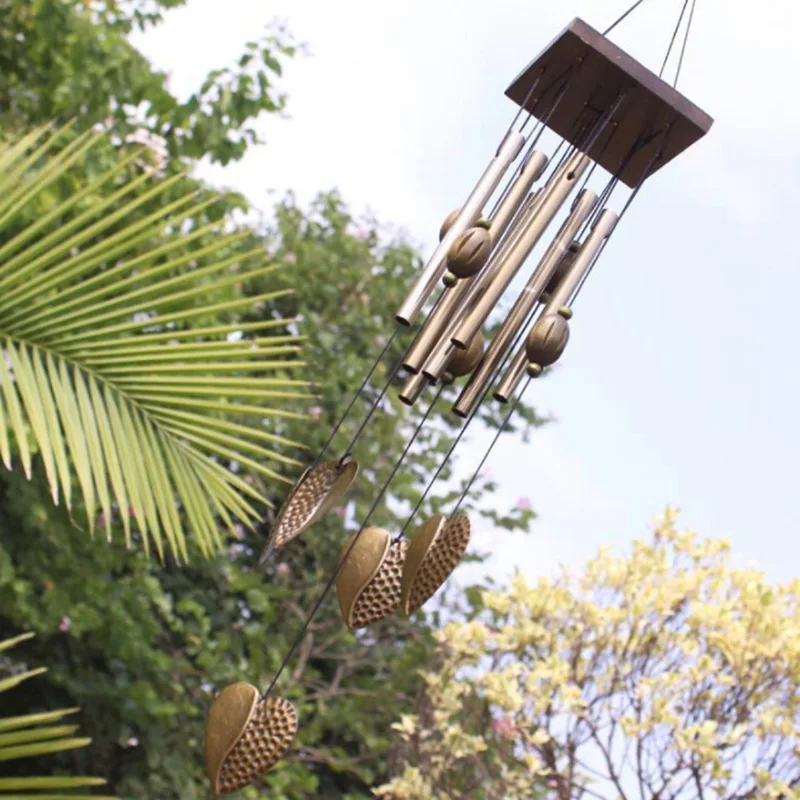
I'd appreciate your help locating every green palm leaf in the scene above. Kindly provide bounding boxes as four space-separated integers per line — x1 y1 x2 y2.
0 634 116 799
0 123 310 560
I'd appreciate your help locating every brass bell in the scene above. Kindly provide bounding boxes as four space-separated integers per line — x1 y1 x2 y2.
446 227 493 279
259 459 359 562
446 332 484 378
525 314 570 369
205 682 298 797
439 208 462 240
336 527 407 629
401 514 471 615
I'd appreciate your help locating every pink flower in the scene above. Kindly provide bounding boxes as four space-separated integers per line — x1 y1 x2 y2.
516 497 531 510
59 616 72 633
491 717 517 740
308 406 322 421
548 779 559 789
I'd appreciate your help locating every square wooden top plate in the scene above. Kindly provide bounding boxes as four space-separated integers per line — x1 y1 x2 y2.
505 18 714 187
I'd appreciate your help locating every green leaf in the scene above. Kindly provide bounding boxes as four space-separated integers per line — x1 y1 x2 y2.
0 123 306 559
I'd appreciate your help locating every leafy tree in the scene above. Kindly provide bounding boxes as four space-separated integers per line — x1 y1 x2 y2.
0 2 547 797
0 633 114 799
378 509 800 800
0 190 542 799
0 0 296 165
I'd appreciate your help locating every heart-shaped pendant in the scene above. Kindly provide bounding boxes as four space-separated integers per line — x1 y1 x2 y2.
336 527 407 629
205 682 298 796
401 514 471 614
259 459 359 562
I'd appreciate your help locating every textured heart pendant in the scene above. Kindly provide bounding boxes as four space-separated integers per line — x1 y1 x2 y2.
336 527 407 629
259 458 359 562
205 682 298 796
401 514 471 614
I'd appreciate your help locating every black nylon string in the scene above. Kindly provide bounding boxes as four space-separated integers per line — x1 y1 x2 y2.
673 0 698 88
571 126 674 307
264 384 444 697
603 0 652 35
659 0 692 79
488 62 581 220
451 378 531 518
310 327 399 470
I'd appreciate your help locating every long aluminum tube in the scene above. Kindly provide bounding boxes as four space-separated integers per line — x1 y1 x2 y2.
452 188 598 418
493 207 618 403
493 345 528 403
398 370 430 406
489 151 549 241
450 151 591 351
542 207 619 310
395 130 525 327
419 191 543 381
403 151 548 375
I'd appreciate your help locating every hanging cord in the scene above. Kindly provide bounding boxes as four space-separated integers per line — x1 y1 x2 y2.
396 312 536 541
673 0 698 88
334 285 448 463
603 0 652 35
505 70 545 138
489 62 581 220
339 353 404 462
310 327 399 470
264 384 444 697
451 378 531 518
571 126 673 307
659 0 692 79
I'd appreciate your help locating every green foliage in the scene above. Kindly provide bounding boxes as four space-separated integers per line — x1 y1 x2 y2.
0 0 296 165
0 123 306 560
0 631 116 799
0 191 545 798
0 1 547 797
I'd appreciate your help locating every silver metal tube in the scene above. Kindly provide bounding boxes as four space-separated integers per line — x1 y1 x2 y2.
493 345 527 403
452 187 598 418
489 151 548 241
544 207 619 311
398 371 430 406
493 208 618 404
419 191 543 381
450 151 591 351
395 130 525 327
402 280 471 373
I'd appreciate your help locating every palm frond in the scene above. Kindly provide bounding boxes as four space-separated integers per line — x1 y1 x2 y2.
0 634 116 799
0 123 311 560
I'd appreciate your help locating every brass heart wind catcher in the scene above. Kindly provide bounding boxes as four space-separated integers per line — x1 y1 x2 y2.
204 5 713 793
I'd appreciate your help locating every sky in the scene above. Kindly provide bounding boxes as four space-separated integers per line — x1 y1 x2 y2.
133 0 800 589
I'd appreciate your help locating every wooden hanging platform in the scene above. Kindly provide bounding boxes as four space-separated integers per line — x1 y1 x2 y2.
505 18 714 187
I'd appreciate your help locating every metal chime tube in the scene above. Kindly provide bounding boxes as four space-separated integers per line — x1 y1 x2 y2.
489 150 549 243
398 370 430 406
493 206 619 403
402 151 548 376
419 188 546 381
450 150 591 351
453 187 598 417
395 130 526 327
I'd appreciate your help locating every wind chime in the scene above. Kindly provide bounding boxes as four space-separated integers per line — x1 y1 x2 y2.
204 4 712 795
